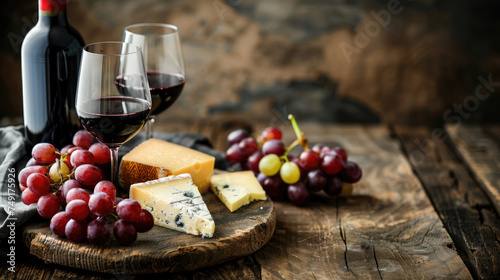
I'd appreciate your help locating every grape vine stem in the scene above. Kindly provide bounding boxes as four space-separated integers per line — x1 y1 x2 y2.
288 114 308 150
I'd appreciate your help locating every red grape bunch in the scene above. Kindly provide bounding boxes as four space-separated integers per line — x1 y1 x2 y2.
19 130 154 245
225 115 362 206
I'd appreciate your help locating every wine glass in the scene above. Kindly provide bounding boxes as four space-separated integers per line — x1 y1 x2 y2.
123 23 185 138
76 42 152 185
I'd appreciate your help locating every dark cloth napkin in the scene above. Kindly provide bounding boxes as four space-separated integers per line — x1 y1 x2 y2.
0 126 227 239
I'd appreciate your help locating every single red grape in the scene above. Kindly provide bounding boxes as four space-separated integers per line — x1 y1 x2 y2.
306 169 327 192
339 161 362 183
113 220 137 245
116 199 142 222
260 127 282 142
32 143 57 164
257 173 284 198
324 176 343 196
87 218 110 245
133 209 155 233
66 188 90 203
89 192 114 217
299 149 320 171
238 137 258 157
37 193 60 219
261 139 285 156
227 129 249 147
50 211 70 237
73 130 94 149
22 188 40 205
74 164 102 188
89 143 111 165
70 149 95 168
321 152 344 175
94 180 116 200
65 219 88 243
333 147 348 162
27 173 51 196
66 199 90 221
287 182 310 206
226 144 245 164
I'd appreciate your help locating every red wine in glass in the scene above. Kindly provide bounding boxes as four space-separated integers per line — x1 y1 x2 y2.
116 71 185 116
123 23 185 138
147 71 185 116
77 96 150 148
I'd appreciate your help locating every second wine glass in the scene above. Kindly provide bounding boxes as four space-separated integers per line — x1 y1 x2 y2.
76 42 152 185
123 23 185 138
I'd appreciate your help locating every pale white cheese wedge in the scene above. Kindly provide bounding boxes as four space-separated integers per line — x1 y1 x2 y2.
130 173 215 238
210 171 267 212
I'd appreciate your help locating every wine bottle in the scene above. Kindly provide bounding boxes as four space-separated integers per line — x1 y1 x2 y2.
21 0 85 148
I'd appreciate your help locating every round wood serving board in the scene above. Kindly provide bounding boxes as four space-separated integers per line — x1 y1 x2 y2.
22 193 275 274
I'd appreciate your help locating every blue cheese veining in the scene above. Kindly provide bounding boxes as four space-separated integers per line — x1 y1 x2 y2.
130 173 215 238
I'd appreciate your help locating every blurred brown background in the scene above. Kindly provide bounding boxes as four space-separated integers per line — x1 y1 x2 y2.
1 0 500 128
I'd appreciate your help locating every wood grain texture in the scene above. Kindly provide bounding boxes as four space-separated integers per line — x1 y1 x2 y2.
250 124 471 279
446 124 500 217
395 126 500 279
21 193 275 274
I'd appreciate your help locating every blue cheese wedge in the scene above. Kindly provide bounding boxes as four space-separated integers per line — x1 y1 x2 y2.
210 171 267 212
130 173 215 238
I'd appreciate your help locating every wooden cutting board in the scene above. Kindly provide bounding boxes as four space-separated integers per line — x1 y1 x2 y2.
22 192 275 274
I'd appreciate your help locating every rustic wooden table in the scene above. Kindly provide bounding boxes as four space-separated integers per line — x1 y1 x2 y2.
2 122 500 279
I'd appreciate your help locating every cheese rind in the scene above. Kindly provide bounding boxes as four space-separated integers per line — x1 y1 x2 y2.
130 174 215 238
120 138 215 193
210 171 267 212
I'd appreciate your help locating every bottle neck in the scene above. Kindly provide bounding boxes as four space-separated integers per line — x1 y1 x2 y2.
38 0 68 26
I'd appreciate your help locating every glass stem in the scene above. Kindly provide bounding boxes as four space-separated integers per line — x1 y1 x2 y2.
110 147 120 187
146 116 156 139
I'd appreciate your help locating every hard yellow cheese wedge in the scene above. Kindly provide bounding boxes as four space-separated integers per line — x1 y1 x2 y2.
120 138 215 193
130 174 215 238
210 171 267 212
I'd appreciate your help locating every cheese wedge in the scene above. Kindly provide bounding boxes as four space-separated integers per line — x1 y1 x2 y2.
210 171 267 212
130 174 215 238
120 138 215 193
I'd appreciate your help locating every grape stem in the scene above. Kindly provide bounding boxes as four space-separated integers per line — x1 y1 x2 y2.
288 114 308 150
109 212 120 221
282 139 300 161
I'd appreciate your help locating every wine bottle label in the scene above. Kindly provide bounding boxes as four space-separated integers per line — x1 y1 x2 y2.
40 0 66 12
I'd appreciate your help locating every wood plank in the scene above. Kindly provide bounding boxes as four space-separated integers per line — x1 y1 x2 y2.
0 249 193 280
192 256 261 279
245 123 471 279
446 124 500 217
395 126 500 279
4 245 262 280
